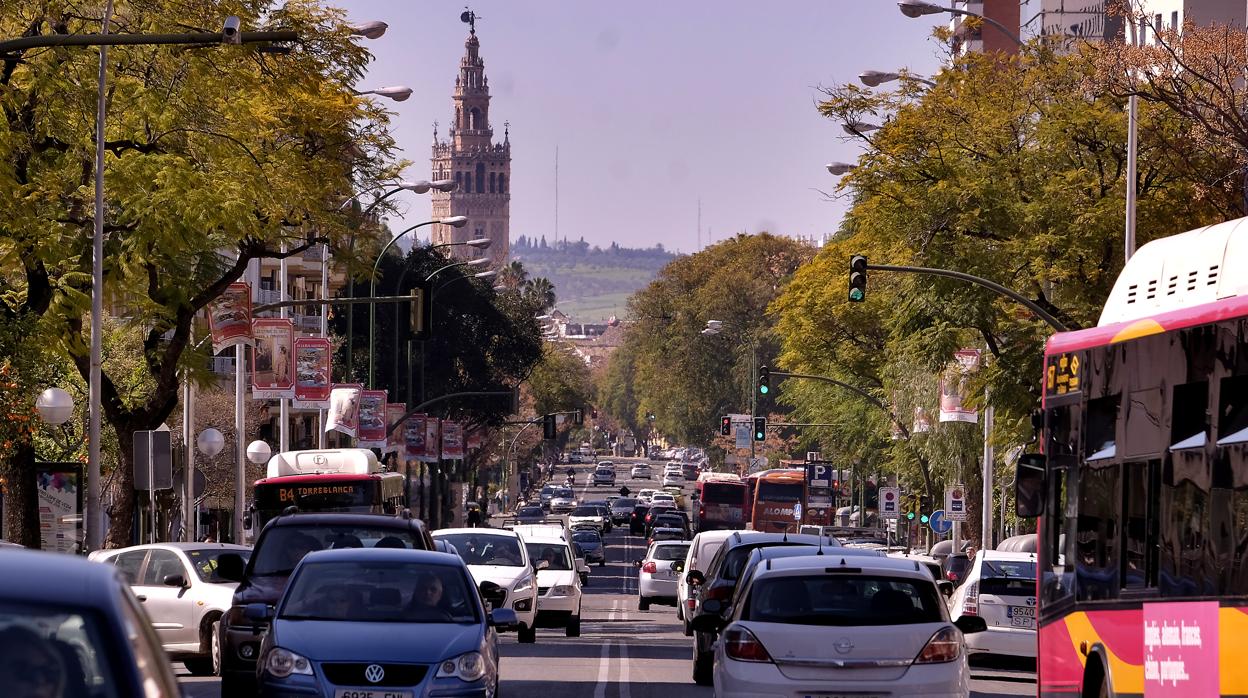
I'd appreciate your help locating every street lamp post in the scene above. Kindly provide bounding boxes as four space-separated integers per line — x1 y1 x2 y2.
859 69 936 88
826 162 855 176
896 1 1025 46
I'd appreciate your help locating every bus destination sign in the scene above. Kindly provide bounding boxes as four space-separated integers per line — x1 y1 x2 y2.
1045 351 1084 397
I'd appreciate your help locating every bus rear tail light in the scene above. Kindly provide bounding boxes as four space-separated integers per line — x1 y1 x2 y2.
723 626 772 663
641 561 657 574
961 581 978 616
914 626 961 664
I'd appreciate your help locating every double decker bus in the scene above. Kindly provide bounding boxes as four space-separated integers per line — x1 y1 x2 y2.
1014 219 1248 697
693 472 748 531
748 468 807 533
250 449 406 532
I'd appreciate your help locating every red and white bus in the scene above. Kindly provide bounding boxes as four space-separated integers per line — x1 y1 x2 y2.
748 468 807 533
693 472 748 531
251 449 406 532
1015 218 1248 696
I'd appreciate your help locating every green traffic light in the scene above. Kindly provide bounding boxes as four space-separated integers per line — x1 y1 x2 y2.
759 385 769 394
848 288 864 302
906 512 915 521
920 514 930 524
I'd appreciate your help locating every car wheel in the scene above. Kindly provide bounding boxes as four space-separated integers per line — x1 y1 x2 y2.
183 656 214 676
638 596 650 611
565 615 581 637
211 620 222 675
692 650 713 686
683 620 693 637
676 604 684 621
518 623 537 644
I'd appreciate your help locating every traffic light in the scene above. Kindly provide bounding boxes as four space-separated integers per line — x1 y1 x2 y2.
919 495 933 525
920 511 930 525
720 416 732 436
573 409 584 426
542 414 557 440
409 286 431 340
904 493 917 521
848 255 868 303
752 417 766 442
757 366 770 395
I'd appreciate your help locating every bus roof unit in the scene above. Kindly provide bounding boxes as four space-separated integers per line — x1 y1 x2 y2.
265 448 382 478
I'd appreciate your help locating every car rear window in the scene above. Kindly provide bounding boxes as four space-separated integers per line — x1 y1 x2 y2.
701 483 745 504
744 575 944 626
188 548 253 583
614 498 637 508
651 544 690 561
252 525 425 576
979 559 1037 596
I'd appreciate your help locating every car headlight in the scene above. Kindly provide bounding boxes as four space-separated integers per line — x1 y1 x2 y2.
551 585 577 596
513 576 534 594
265 647 313 678
435 651 487 682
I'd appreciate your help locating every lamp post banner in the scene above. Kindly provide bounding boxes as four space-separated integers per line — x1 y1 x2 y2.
325 384 363 437
357 390 389 447
938 349 981 423
293 337 332 405
209 282 254 353
386 403 406 453
467 429 483 451
251 318 295 399
442 421 465 460
37 463 83 554
404 414 428 457
419 417 441 463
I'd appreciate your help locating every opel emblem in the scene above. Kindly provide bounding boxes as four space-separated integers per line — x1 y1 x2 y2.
833 638 854 654
364 664 385 683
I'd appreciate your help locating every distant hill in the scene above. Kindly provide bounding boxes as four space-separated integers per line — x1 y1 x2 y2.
512 236 674 321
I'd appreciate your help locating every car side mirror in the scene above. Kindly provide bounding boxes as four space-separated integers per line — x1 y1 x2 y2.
489 608 519 631
685 570 705 586
1015 453 1047 518
937 580 954 598
162 573 188 588
673 560 685 573
243 603 272 622
954 615 988 635
576 558 588 572
690 610 727 633
216 553 246 582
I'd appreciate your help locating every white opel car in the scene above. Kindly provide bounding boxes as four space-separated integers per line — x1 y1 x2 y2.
948 550 1038 658
636 540 691 610
432 528 540 642
520 530 584 637
89 542 251 675
696 555 986 698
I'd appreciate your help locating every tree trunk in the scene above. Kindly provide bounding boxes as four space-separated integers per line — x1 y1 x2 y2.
2 442 41 548
104 425 138 549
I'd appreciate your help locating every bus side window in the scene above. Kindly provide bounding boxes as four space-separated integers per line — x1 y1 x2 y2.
1122 460 1160 590
1161 380 1213 598
1076 460 1120 601
1042 405 1077 606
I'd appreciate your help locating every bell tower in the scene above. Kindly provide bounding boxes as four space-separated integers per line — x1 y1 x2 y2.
431 11 510 265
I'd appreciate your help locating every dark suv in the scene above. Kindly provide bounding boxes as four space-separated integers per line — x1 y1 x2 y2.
215 512 434 694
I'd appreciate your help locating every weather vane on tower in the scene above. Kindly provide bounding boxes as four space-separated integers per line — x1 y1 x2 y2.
460 7 477 34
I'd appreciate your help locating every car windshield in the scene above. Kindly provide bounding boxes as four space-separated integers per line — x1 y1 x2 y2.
280 561 479 624
555 488 573 497
980 559 1037 595
572 531 601 544
744 575 944 626
571 506 600 516
614 498 637 509
187 548 253 583
517 507 544 517
251 526 424 577
652 544 690 561
0 603 120 697
525 543 573 570
540 486 556 495
436 534 525 567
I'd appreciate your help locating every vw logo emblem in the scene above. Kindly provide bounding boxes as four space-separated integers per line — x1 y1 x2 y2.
833 638 854 654
364 664 385 683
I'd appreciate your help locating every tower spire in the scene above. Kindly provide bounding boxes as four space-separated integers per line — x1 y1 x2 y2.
460 8 477 35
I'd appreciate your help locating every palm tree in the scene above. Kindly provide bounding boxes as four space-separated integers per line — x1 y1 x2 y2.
497 260 529 290
524 277 557 312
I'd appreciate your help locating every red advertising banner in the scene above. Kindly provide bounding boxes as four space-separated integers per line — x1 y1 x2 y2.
251 319 295 399
293 337 332 404
939 348 981 423
386 404 406 452
209 282 253 353
467 429 482 451
326 384 363 437
441 421 465 460
357 390 388 446
420 417 441 463
404 414 427 457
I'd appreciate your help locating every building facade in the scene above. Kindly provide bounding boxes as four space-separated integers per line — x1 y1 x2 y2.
950 1 1022 55
1019 0 1122 44
430 25 511 265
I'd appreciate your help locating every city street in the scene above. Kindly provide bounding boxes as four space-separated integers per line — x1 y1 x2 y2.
177 462 1033 698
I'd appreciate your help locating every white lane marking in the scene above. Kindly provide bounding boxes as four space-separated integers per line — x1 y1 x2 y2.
618 640 631 698
593 640 613 698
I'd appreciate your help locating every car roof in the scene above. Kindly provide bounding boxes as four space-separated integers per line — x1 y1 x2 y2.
269 512 428 529
651 539 690 547
435 528 521 539
0 549 123 608
300 548 464 566
980 550 1037 561
760 553 933 577
724 531 841 548
750 545 884 564
92 542 250 556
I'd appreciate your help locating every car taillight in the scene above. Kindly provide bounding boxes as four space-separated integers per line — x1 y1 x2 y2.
962 581 978 616
641 561 657 574
699 506 705 519
722 627 771 663
914 626 961 664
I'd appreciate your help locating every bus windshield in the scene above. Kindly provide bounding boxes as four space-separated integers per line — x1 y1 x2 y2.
254 480 376 513
702 483 745 504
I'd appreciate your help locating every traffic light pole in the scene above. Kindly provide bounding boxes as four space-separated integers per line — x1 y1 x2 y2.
864 263 1070 332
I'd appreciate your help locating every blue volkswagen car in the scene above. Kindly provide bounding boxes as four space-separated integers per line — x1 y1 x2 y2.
249 547 517 697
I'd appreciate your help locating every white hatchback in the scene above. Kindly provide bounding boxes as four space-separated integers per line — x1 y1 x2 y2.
636 540 691 610
948 551 1037 658
677 530 735 634
432 528 541 643
631 464 652 479
696 555 986 698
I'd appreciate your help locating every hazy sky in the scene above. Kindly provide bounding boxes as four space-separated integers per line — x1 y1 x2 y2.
333 0 946 251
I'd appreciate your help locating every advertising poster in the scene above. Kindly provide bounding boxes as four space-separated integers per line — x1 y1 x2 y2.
251 318 295 399
913 405 932 433
467 429 483 451
293 337 332 405
386 404 406 452
420 417 441 463
208 282 254 353
36 463 83 554
1143 601 1219 696
939 349 981 423
404 414 427 458
441 421 465 460
945 484 968 521
356 390 388 447
325 384 363 437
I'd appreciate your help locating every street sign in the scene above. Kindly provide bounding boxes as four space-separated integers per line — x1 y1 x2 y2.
133 430 172 491
879 487 900 519
793 502 803 521
805 451 822 462
945 484 968 521
747 457 768 473
805 462 832 488
173 468 208 499
734 424 750 449
929 509 953 535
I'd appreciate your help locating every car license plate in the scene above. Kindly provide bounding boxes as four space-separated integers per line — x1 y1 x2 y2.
334 690 412 698
1007 605 1035 628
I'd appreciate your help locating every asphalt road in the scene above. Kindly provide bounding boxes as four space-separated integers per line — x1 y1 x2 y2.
178 457 1035 697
